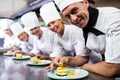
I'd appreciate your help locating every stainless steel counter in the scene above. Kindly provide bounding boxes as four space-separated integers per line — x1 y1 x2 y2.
0 55 118 80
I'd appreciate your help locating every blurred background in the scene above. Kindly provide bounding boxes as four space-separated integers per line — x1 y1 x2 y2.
0 0 120 47
0 0 120 19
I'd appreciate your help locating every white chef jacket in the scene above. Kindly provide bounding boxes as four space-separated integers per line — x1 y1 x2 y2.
3 34 22 48
30 27 56 56
20 34 35 52
50 24 88 57
86 7 120 63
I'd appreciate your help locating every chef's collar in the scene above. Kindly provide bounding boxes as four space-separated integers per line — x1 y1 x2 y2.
83 6 104 44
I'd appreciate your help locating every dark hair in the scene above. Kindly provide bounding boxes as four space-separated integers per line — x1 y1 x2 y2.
88 0 95 4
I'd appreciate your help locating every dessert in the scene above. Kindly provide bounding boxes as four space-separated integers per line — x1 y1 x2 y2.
69 70 75 77
30 57 39 63
37 60 43 64
58 63 65 67
56 66 68 76
30 57 43 64
7 50 13 55
16 53 23 58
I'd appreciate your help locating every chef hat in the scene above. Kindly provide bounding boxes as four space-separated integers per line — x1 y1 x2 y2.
21 12 40 30
10 22 24 36
40 2 61 26
0 19 14 30
54 0 83 11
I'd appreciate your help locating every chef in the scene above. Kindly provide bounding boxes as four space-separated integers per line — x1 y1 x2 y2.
40 2 102 63
21 12 57 60
51 0 120 77
10 22 36 56
1 19 21 50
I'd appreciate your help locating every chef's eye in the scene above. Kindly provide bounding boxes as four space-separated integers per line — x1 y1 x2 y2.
71 7 78 14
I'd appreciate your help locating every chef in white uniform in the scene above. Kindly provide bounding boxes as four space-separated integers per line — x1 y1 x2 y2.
1 19 21 50
10 22 35 55
40 2 85 57
21 12 57 60
40 2 102 63
52 0 120 77
1 19 14 48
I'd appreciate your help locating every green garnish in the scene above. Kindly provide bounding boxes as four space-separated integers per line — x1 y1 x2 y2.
59 63 65 67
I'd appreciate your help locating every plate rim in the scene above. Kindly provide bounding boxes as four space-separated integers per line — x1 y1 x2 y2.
12 55 30 60
3 53 13 56
27 60 51 66
47 68 89 80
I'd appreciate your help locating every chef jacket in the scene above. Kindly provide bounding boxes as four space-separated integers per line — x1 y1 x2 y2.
50 24 87 57
3 34 22 49
20 34 35 52
30 27 56 56
86 7 120 63
50 24 102 62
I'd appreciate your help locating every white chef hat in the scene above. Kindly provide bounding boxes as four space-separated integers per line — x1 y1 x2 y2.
54 0 83 11
21 12 40 31
0 19 14 30
10 22 24 36
40 2 61 26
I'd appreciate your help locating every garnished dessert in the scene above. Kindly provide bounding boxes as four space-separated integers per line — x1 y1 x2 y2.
69 69 81 77
7 50 13 55
56 66 68 76
16 53 23 58
30 57 38 63
69 70 75 77
30 57 43 64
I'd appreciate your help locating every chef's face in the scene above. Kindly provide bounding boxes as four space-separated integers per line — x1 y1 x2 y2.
4 28 13 36
48 19 64 36
30 26 42 38
62 0 89 28
18 32 29 42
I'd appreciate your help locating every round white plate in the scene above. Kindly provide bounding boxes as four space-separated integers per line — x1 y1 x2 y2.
12 55 30 60
27 60 51 66
3 53 13 56
47 68 89 80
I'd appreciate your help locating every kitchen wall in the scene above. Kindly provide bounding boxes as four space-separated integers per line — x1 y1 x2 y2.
95 0 120 8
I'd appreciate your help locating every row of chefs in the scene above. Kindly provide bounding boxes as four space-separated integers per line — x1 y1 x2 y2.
1 11 102 62
0 0 120 77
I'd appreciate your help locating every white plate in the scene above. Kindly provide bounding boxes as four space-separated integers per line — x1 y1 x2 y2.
3 53 13 56
47 68 89 80
12 55 30 60
27 60 51 66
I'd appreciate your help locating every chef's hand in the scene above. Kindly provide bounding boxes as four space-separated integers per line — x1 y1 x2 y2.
13 50 23 56
45 56 69 71
53 56 69 66
10 45 22 51
36 54 51 60
45 60 58 72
